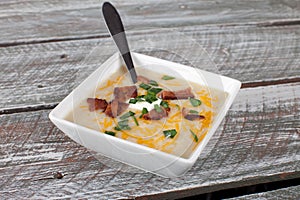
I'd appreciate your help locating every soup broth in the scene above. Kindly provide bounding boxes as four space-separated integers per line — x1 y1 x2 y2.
66 66 227 158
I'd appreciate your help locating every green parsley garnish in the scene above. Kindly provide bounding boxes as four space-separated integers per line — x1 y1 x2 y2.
149 80 158 86
154 104 162 113
139 107 148 118
163 129 177 138
129 98 137 104
114 119 131 130
142 107 148 114
190 129 199 142
130 95 145 103
118 119 129 126
189 97 202 107
148 87 163 94
132 116 139 126
136 95 145 102
189 110 198 114
104 131 116 136
162 75 175 80
160 101 169 109
144 91 158 103
114 126 122 131
120 111 135 120
139 83 151 90
114 125 130 130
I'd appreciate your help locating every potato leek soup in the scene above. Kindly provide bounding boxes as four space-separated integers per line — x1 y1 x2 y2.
66 66 227 158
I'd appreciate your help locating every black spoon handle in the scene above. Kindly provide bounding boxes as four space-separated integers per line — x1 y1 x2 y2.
102 2 137 83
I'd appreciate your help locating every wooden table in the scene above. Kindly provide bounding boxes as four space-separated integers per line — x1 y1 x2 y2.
1 0 299 199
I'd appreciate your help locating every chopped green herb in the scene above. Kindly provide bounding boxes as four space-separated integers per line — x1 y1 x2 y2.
190 129 199 142
147 90 156 96
139 107 149 118
148 87 163 94
114 126 121 131
139 83 151 90
144 92 158 103
162 75 175 80
160 101 169 109
136 95 145 102
163 129 177 138
132 116 139 126
154 104 162 113
175 104 180 110
142 107 148 114
189 110 199 114
149 80 158 86
129 98 137 104
145 96 157 104
120 111 135 120
115 119 131 130
104 131 116 136
114 125 131 131
118 119 129 126
189 97 202 107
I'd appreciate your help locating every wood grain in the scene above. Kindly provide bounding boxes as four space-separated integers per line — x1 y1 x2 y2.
1 83 299 199
228 185 300 200
0 0 300 44
1 0 300 198
1 25 300 111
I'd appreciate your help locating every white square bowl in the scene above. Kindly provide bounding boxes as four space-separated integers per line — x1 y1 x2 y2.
49 52 241 178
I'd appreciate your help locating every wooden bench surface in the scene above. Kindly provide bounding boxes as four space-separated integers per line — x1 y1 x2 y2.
0 0 299 199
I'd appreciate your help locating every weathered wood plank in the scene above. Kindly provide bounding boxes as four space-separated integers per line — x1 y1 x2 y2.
1 25 300 111
227 185 300 200
0 0 300 44
0 83 299 199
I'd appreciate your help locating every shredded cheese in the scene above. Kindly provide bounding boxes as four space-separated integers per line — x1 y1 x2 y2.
98 75 124 91
121 132 129 140
167 112 181 122
200 95 213 108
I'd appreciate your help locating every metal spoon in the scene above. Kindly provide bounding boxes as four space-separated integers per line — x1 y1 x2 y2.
102 2 137 83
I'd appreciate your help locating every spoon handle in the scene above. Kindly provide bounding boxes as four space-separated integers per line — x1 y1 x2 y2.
102 2 137 83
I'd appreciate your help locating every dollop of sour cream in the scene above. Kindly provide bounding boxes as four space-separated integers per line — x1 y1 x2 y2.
127 98 162 111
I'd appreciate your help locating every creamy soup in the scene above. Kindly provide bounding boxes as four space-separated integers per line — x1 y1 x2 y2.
66 66 227 158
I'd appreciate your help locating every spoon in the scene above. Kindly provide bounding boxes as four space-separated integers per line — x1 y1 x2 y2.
102 2 137 83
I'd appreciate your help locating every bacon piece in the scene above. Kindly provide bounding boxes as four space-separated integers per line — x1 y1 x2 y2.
104 103 114 117
87 98 108 112
182 107 205 121
110 100 119 117
114 86 137 102
143 107 168 120
160 87 195 100
105 100 129 118
137 75 150 84
165 107 171 113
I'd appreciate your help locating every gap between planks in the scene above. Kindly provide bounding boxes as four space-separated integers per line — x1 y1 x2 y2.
241 77 300 88
0 18 300 48
136 175 300 200
0 79 299 115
